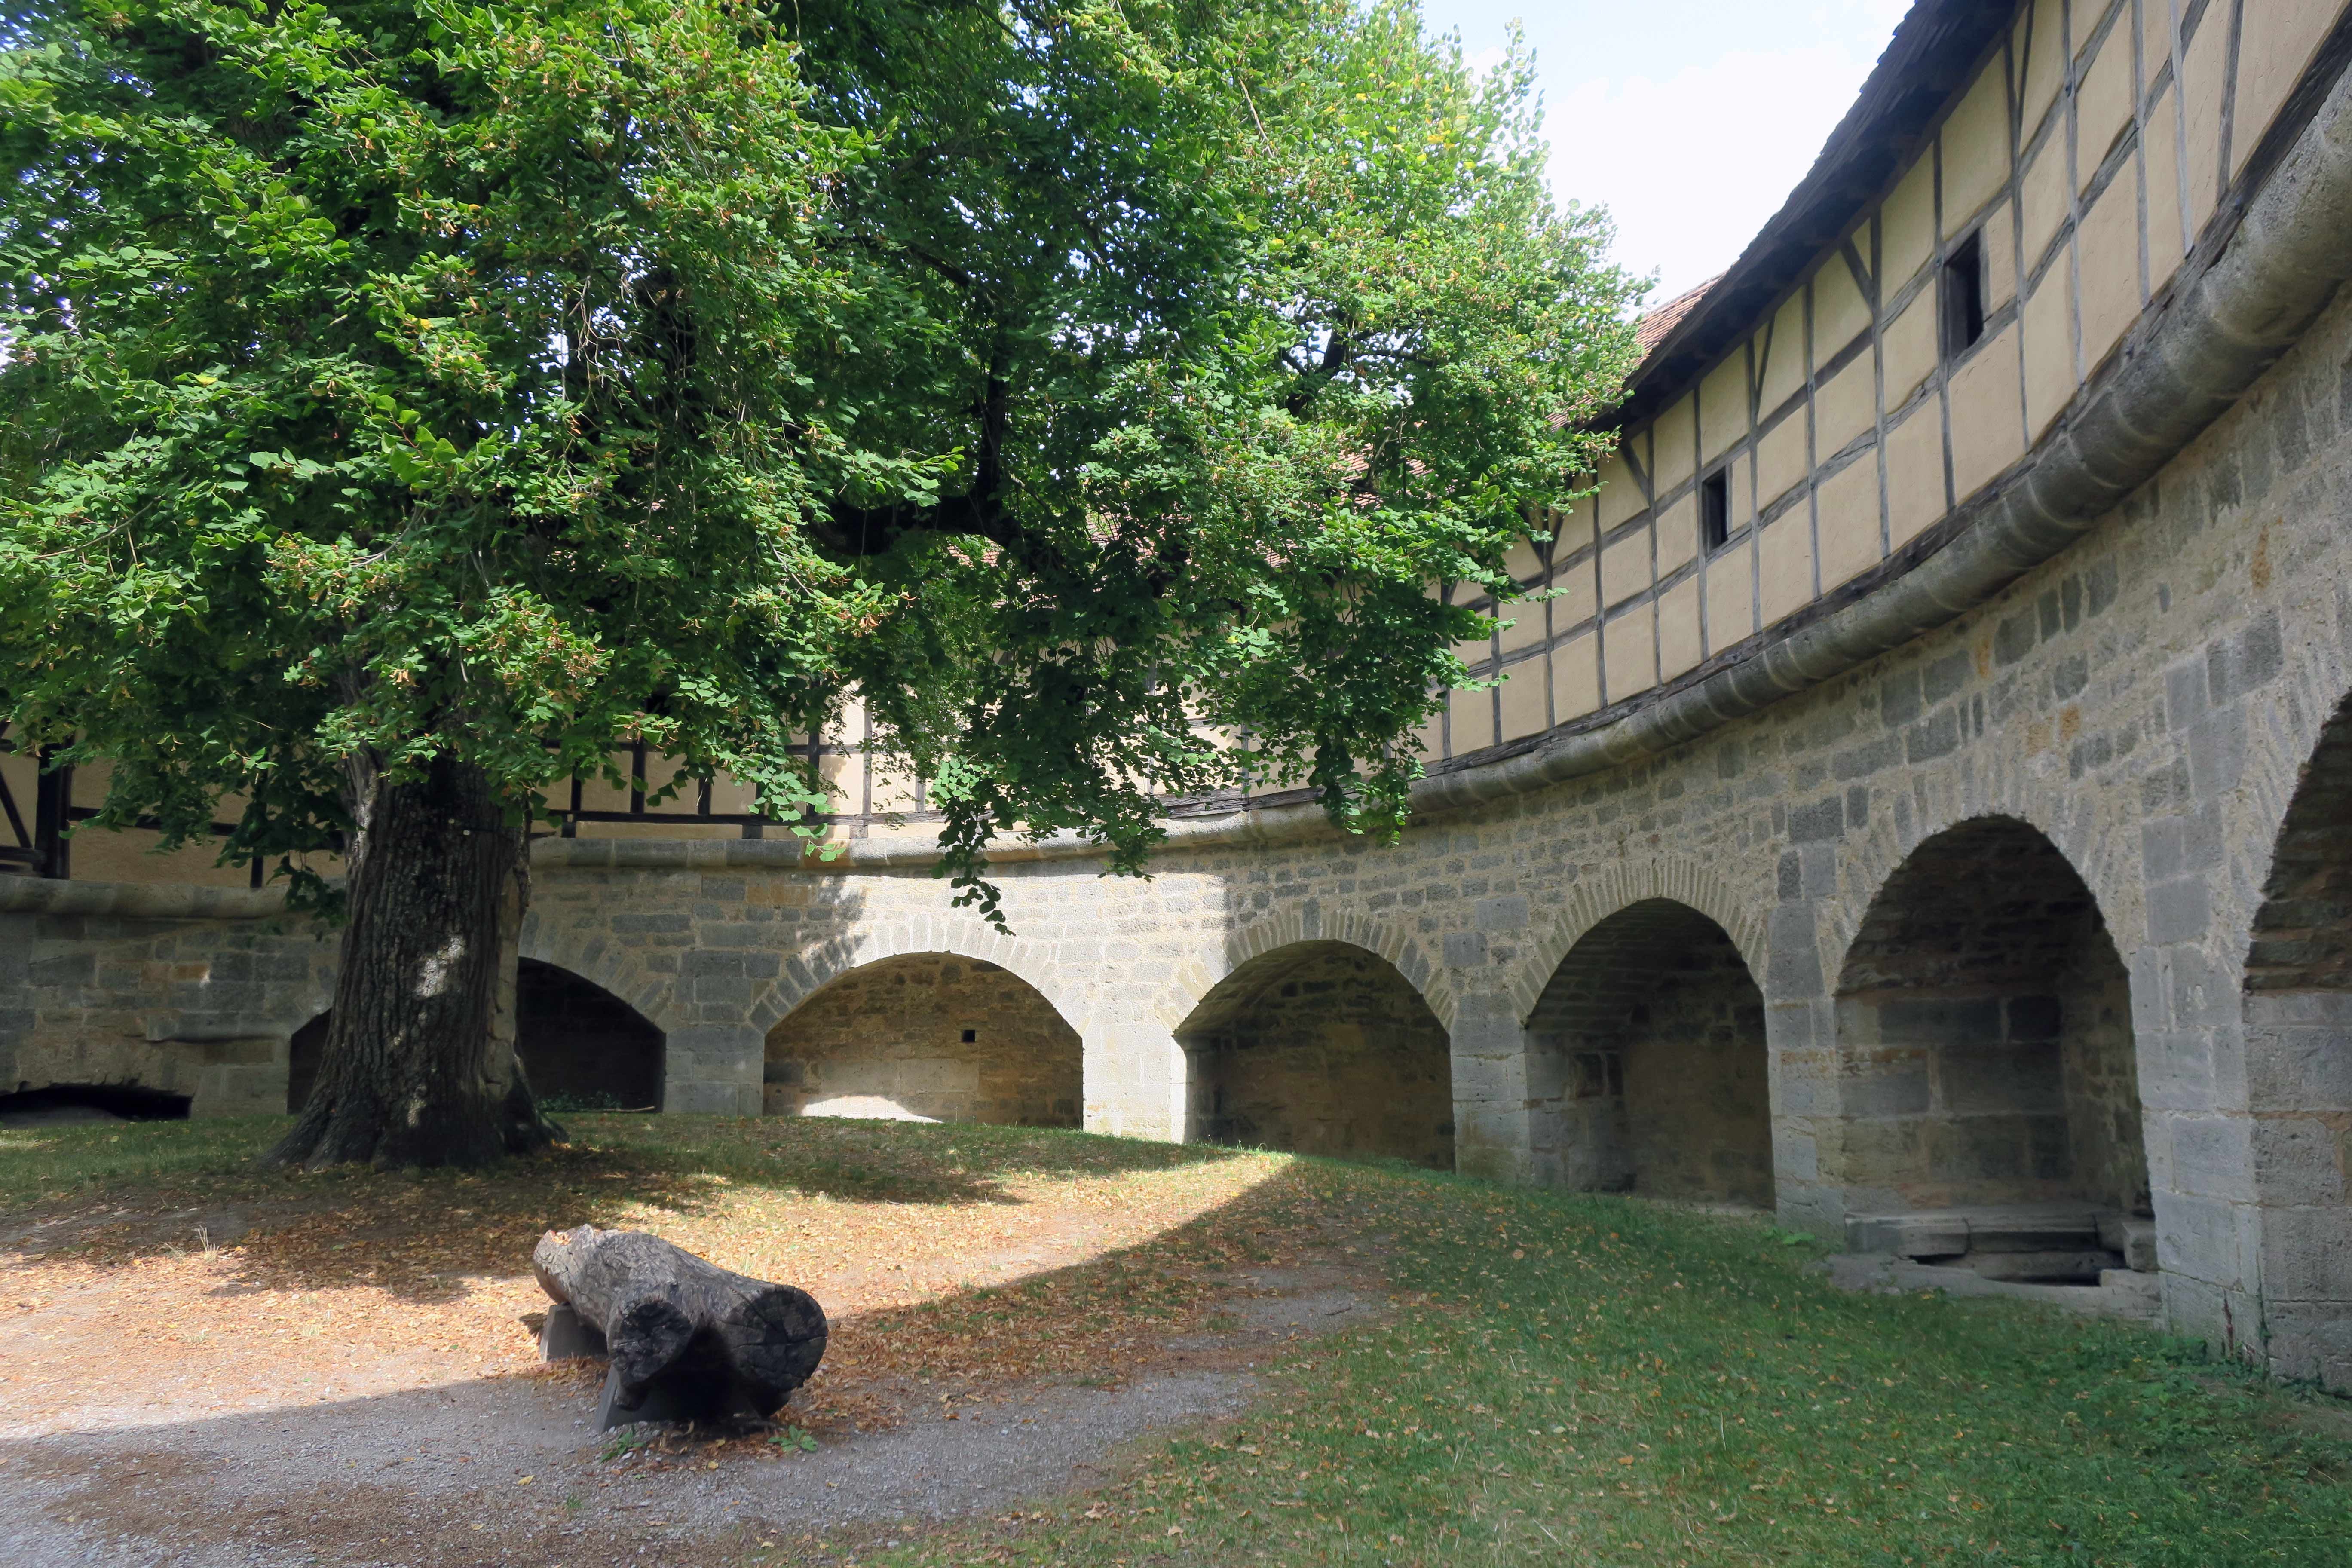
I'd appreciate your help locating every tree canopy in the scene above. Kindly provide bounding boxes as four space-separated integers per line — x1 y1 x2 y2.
1 0 1642 918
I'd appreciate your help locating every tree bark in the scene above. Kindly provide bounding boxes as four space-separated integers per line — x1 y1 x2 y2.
533 1225 828 1426
266 751 561 1169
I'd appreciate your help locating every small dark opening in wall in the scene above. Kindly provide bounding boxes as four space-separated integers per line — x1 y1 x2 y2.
1699 470 1730 552
960 1028 977 1043
1941 230 1987 358
0 1084 192 1127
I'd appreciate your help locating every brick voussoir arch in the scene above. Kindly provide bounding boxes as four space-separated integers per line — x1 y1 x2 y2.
746 912 1088 1040
1158 905 1455 1035
518 929 682 1038
1507 858 1771 1026
1822 801 2135 993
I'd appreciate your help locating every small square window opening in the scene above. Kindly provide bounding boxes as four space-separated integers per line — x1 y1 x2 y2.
1699 469 1730 552
1941 230 1987 358
960 1028 977 1043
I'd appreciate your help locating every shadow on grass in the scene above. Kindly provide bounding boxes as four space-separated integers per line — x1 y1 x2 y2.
0 1114 1262 1304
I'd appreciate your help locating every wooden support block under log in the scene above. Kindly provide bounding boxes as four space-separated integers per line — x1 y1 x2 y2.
532 1225 828 1430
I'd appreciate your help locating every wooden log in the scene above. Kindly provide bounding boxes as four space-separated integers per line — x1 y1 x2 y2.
532 1224 827 1429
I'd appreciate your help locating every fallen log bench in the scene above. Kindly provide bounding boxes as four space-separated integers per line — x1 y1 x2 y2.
531 1225 828 1430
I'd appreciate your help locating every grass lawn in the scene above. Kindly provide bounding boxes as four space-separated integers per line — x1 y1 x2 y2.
3 1115 2348 1567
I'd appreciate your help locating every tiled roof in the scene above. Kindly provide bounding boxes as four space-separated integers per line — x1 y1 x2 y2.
1633 276 1721 362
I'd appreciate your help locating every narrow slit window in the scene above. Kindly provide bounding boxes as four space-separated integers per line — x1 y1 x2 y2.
1699 469 1730 552
1941 230 1986 358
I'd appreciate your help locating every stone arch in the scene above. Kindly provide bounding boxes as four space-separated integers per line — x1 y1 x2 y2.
1176 939 1454 1169
762 951 1083 1127
1158 905 1452 1036
1819 791 2135 1004
746 911 1086 1041
1508 858 1770 1024
521 922 683 1039
2237 686 2352 1390
1524 899 1775 1206
1829 814 2149 1231
288 959 666 1114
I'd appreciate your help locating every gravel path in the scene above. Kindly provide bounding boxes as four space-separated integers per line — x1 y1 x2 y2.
1 1257 1372 1567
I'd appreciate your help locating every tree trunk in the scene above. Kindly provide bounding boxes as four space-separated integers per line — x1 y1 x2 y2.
532 1225 828 1427
266 751 561 1169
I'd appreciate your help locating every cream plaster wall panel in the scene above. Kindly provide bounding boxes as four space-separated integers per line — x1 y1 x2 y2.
2020 133 2070 271
2070 0 2112 62
1503 536 1544 583
1982 203 2019 311
1942 61 2012 233
1449 579 1485 606
1447 685 1494 754
1813 247 1873 362
818 749 858 799
1601 532 1651 610
1496 595 1546 656
577 818 739 842
1883 403 1946 549
1728 452 1757 530
1549 632 1599 721
1656 494 1698 577
1411 713 1444 763
868 772 922 815
1657 577 1702 681
1651 397 1697 495
2075 18 2138 191
1758 293 1809 416
1601 601 1657 701
1497 658 1548 742
1882 291 1940 413
1756 413 1809 514
1813 455 1881 591
1596 453 1645 532
1881 158 1937 296
2022 257 2077 440
1757 513 1815 628
2076 173 2142 374
2233 0 2345 177
1698 359 1748 467
68 827 256 889
1451 636 1493 674
578 770 637 815
2019 0 2067 147
2180 2 2229 234
1551 557 1597 630
710 775 760 815
1813 353 1877 458
1948 323 2025 503
2144 89 2188 287
1704 552 1754 648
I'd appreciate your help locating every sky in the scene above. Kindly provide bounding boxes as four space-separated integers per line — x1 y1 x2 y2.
1416 0 1914 303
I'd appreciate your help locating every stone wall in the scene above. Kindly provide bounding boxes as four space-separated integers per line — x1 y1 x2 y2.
1527 900 1774 1206
763 953 1081 1127
1180 942 1454 1169
1828 817 2146 1213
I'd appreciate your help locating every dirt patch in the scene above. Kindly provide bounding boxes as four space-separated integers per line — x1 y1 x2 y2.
0 1123 1384 1566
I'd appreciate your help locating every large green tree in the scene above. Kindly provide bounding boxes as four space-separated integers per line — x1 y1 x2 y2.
0 0 1640 1167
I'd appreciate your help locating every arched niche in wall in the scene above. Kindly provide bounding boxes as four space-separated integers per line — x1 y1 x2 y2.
1834 816 2147 1219
762 952 1081 1127
1525 899 1773 1208
2241 691 2352 1390
288 959 666 1114
1176 940 1453 1170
